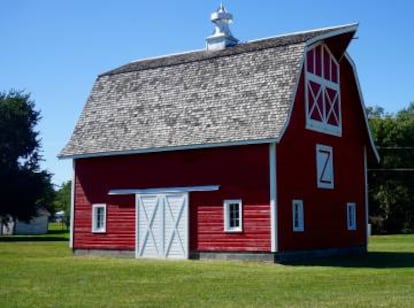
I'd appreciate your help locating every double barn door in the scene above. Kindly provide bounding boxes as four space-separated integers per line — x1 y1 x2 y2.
136 193 189 259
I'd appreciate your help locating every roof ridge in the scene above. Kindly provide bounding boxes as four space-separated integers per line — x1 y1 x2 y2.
99 23 357 77
247 23 358 44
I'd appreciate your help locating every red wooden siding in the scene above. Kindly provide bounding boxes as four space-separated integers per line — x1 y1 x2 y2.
73 144 271 252
277 55 369 252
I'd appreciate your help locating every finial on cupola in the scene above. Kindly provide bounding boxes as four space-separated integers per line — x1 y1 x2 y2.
206 3 239 51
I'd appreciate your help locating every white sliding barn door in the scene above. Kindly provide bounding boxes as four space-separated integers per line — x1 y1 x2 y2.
136 193 189 259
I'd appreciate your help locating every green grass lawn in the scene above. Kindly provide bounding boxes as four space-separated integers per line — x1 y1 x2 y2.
1 233 413 307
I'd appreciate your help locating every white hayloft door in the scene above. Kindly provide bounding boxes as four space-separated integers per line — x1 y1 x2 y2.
136 193 189 259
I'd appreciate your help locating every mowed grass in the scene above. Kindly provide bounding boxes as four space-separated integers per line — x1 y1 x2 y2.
1 233 414 307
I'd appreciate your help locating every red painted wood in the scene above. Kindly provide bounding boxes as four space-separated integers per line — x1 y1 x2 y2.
73 144 271 252
277 54 371 252
73 40 371 256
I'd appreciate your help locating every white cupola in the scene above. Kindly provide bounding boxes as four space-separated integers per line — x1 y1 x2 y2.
206 3 239 51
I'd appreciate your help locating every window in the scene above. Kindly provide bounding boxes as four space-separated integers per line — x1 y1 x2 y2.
292 200 304 232
347 202 356 231
92 204 106 233
305 44 342 136
316 144 334 189
223 199 242 232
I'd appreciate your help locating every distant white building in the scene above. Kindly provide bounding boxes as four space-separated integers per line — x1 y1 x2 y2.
0 209 50 235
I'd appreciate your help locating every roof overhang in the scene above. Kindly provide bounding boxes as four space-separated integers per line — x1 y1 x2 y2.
306 23 358 60
108 185 220 195
344 52 380 164
58 137 279 160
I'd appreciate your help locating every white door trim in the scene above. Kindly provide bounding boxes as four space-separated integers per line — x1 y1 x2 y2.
135 192 189 259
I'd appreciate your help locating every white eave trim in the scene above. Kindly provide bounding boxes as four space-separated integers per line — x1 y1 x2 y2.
344 53 380 163
58 138 279 160
305 23 358 47
109 185 220 195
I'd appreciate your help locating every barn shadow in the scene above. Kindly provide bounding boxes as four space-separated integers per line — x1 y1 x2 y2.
0 229 69 242
283 252 414 269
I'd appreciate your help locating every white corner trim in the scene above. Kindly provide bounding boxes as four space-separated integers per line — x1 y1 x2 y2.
69 160 75 248
364 147 369 241
344 53 380 163
269 143 278 252
109 185 219 196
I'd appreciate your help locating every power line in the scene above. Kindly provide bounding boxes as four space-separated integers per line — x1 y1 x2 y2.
377 147 414 150
368 168 414 172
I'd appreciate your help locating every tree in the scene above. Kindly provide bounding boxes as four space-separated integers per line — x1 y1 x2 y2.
0 90 53 224
368 103 414 233
53 181 71 227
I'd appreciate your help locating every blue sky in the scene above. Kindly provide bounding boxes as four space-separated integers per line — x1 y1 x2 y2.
1 0 413 185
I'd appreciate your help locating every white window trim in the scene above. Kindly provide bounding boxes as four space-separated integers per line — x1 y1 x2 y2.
347 202 357 231
292 200 304 232
92 203 107 233
223 199 243 233
316 144 334 189
305 43 342 136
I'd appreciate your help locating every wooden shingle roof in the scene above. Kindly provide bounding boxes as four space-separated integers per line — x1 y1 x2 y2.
60 24 357 158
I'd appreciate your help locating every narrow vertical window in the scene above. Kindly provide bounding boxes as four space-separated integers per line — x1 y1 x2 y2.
223 200 242 232
92 204 106 233
316 144 334 189
292 200 304 232
347 202 356 231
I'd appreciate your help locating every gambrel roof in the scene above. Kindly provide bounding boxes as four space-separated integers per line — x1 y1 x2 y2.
60 24 360 159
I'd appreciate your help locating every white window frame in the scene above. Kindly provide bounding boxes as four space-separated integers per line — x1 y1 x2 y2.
292 200 304 232
316 144 334 189
223 199 243 233
305 43 342 136
92 203 106 233
347 202 356 231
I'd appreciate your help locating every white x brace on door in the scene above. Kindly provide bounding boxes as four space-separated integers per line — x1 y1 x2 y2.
136 193 189 259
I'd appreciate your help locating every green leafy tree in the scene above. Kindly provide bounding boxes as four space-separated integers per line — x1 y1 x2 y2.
53 181 71 226
368 103 414 233
0 90 53 224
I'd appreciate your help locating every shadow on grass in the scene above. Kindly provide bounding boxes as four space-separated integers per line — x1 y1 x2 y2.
0 236 68 242
0 229 69 242
284 252 414 269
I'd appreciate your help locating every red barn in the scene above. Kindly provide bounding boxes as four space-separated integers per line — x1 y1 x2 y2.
60 6 379 262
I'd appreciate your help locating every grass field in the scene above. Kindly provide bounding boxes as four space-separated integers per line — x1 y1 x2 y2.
1 230 414 307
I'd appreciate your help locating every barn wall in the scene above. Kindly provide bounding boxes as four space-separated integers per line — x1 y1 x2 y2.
277 58 369 252
73 144 271 252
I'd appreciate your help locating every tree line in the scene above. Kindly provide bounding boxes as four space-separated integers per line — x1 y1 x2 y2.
1 90 413 234
367 103 414 234
0 91 69 230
